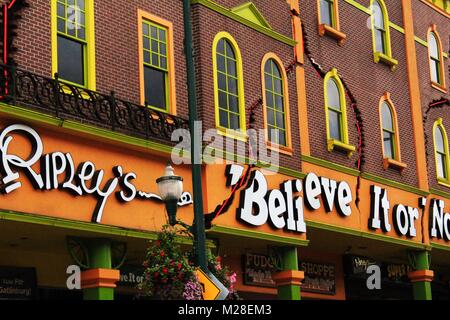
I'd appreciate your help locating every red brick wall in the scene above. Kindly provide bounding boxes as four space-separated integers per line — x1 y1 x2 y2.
412 0 450 193
11 0 189 119
300 0 419 187
192 2 301 171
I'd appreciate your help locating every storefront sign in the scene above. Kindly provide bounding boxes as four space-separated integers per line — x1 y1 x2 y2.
429 199 450 242
117 265 145 288
368 186 421 238
299 262 336 295
0 267 37 300
243 253 282 288
345 255 379 275
0 124 192 223
384 263 412 282
229 165 352 234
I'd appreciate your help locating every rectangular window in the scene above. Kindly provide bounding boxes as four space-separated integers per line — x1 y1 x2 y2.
142 20 169 111
138 11 176 114
56 0 87 86
320 0 334 26
52 0 95 89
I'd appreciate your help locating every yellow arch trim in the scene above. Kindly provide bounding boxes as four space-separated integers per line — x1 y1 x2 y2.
324 68 355 157
433 118 450 186
427 25 447 93
212 32 247 140
261 52 292 155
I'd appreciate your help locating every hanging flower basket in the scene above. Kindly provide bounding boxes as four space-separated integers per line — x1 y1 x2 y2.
138 225 239 300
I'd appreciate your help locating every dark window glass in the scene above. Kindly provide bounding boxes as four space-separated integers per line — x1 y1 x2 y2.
320 0 334 26
57 35 85 85
144 66 166 111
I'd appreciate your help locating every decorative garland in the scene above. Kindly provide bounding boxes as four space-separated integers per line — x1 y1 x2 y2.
301 22 366 207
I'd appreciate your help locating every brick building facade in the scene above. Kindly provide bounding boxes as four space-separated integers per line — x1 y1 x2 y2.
0 0 448 300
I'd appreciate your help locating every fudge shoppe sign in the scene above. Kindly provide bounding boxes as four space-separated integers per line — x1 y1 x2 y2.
0 124 192 223
227 164 450 241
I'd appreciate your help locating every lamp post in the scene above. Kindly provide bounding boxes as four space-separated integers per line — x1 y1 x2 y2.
156 163 183 227
156 161 208 271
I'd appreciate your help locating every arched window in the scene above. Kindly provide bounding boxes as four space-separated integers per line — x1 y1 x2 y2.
381 101 396 159
262 54 291 151
434 119 450 182
370 0 397 69
428 27 445 90
324 68 355 156
372 0 387 54
213 32 246 137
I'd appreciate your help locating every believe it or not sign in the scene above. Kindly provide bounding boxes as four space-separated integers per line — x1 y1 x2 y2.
243 253 282 288
117 266 144 288
299 262 336 295
0 267 37 300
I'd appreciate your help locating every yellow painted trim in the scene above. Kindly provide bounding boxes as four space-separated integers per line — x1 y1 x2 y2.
370 0 396 70
137 10 177 115
379 92 403 163
324 68 353 156
427 25 447 93
419 0 450 17
401 0 429 191
212 32 247 137
261 53 292 154
51 0 96 90
433 118 450 185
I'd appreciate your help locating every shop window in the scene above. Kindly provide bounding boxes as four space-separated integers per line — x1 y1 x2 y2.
213 32 246 140
379 93 406 172
428 26 447 93
317 0 346 45
51 0 95 90
52 0 96 89
370 0 397 70
261 54 292 154
138 11 177 114
434 119 450 186
324 68 355 157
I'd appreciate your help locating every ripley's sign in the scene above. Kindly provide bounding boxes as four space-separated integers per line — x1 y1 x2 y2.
0 124 192 223
227 164 450 242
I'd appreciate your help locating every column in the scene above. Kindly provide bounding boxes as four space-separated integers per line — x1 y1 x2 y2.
272 247 304 300
81 239 120 300
407 251 433 300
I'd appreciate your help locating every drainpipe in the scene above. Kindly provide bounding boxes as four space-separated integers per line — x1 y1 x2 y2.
182 0 208 271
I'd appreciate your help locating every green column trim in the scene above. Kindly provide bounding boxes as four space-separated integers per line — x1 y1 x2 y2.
0 210 216 248
409 250 433 300
277 247 301 300
83 239 114 300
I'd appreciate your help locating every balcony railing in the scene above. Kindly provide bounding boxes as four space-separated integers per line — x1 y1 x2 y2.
0 64 189 143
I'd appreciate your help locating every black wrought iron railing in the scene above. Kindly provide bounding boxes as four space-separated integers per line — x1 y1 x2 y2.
0 64 189 142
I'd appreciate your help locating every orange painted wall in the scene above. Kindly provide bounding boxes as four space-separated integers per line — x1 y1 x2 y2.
0 119 194 232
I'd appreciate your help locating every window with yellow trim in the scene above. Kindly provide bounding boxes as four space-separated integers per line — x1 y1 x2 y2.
213 33 246 136
52 0 95 89
138 11 176 114
262 55 291 149
370 0 397 69
142 20 169 112
428 29 445 89
324 69 354 156
434 120 450 183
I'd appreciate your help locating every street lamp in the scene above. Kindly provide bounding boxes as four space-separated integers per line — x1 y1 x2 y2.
156 162 184 226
